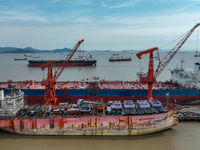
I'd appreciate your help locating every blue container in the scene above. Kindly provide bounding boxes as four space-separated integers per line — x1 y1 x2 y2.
183 113 187 116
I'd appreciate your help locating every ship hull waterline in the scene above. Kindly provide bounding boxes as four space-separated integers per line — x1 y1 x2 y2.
0 111 178 135
2 88 199 105
23 95 200 105
28 60 97 67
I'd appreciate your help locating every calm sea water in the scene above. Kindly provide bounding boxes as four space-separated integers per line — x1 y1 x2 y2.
0 51 198 82
0 122 200 150
0 52 200 150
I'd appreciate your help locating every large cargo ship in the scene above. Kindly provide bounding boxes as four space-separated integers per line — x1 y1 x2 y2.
28 59 97 67
28 55 97 67
0 89 178 135
0 77 199 105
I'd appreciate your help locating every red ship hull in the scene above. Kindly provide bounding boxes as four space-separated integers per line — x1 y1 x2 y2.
1 80 200 106
24 95 200 105
28 60 97 67
0 111 178 135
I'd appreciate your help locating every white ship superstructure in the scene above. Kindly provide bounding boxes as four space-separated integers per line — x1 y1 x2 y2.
170 59 200 88
0 89 24 117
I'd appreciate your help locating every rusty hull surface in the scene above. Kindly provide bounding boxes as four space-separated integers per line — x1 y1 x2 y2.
0 111 178 135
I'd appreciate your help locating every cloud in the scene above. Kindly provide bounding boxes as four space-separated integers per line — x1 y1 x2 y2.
49 0 61 4
167 7 186 13
102 12 199 28
72 17 92 23
0 0 199 50
101 1 139 9
0 11 48 23
101 2 107 7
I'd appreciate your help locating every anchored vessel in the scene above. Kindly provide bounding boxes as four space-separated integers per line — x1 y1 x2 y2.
28 55 97 67
109 53 131 62
1 78 200 105
0 89 178 135
24 54 32 57
14 58 27 61
28 60 97 67
170 59 200 88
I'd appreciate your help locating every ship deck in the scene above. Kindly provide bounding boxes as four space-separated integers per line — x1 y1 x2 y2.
0 80 178 90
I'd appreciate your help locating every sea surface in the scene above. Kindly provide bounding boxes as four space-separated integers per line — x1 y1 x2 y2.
0 51 200 150
0 51 198 82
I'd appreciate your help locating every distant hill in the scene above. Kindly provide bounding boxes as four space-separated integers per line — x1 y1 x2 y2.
0 47 19 52
90 50 114 52
52 48 86 53
90 49 139 53
0 46 194 53
4 49 36 53
0 47 45 53
122 50 138 53
0 47 86 53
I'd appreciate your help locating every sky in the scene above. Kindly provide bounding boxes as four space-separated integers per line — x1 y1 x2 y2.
0 0 200 51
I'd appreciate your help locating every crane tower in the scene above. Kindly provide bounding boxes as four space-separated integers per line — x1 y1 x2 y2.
40 39 84 105
136 23 200 100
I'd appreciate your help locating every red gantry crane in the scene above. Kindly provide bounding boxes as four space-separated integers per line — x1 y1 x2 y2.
136 47 158 100
136 23 200 100
40 39 84 105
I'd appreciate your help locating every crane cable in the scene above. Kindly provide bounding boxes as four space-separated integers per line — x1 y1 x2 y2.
159 27 199 57
139 59 142 72
159 31 188 49
155 29 196 67
79 41 84 71
54 42 78 73
58 44 75 60
196 27 199 56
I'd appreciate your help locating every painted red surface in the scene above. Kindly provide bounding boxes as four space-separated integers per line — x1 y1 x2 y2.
24 95 200 105
0 111 176 135
28 62 96 67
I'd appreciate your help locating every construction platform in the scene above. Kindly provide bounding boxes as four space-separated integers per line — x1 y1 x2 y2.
173 105 200 121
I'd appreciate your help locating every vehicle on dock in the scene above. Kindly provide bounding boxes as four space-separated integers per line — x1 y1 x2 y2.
173 106 200 121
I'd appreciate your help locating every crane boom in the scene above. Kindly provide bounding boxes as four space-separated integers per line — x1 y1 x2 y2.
40 39 84 105
40 61 55 70
54 39 84 81
136 23 200 101
154 23 200 79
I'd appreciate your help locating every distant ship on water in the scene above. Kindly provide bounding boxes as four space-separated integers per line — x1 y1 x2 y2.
109 53 132 62
24 54 32 57
14 58 27 61
28 54 97 67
